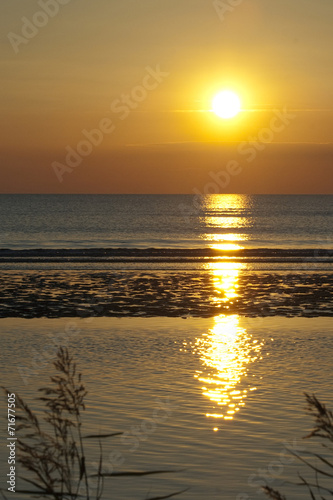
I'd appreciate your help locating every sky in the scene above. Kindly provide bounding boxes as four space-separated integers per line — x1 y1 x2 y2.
1 0 333 193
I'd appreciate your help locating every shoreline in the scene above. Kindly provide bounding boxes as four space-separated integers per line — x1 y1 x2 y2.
1 270 332 319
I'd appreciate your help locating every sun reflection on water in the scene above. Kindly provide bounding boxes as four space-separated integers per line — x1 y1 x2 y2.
209 233 245 251
207 261 243 304
184 195 263 429
191 315 263 428
200 194 253 251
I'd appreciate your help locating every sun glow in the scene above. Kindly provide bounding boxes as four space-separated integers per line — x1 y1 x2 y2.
212 90 241 119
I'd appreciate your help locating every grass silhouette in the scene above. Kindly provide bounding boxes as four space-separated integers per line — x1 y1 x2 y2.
263 393 333 500
2 347 186 500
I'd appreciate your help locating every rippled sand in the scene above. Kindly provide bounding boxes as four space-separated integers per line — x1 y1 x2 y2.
0 271 332 318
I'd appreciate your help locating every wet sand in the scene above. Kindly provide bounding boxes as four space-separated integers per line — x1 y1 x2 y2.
0 270 332 318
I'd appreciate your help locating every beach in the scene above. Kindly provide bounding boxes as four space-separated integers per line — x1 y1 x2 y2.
0 194 332 499
2 0 333 497
0 269 332 318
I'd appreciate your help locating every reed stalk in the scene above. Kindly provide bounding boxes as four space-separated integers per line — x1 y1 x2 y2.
2 347 186 500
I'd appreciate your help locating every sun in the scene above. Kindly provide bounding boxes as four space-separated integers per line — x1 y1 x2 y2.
212 90 241 119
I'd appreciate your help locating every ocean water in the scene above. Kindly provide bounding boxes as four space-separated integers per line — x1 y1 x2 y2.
0 194 332 251
0 194 332 272
1 194 333 499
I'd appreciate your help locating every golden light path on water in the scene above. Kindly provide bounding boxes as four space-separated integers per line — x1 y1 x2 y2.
192 314 264 431
200 194 253 251
187 195 264 430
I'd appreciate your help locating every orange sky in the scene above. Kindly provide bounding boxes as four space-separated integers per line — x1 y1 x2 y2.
1 0 333 193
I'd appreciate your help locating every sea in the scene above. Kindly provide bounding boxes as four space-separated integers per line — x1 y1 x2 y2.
1 194 333 252
0 194 333 499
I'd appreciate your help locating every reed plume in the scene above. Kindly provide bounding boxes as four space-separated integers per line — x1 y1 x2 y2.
2 347 186 500
264 393 333 500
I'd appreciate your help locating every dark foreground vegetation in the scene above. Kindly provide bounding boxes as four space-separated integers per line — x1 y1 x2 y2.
2 347 333 499
264 393 333 500
2 347 186 500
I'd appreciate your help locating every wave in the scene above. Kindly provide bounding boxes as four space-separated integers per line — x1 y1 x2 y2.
0 247 332 263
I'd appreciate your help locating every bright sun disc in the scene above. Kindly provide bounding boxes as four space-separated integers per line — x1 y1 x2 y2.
212 91 241 119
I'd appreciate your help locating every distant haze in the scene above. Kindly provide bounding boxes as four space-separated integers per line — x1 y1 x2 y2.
1 0 333 193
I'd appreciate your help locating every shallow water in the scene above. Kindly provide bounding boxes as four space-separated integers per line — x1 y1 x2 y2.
1 316 332 499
